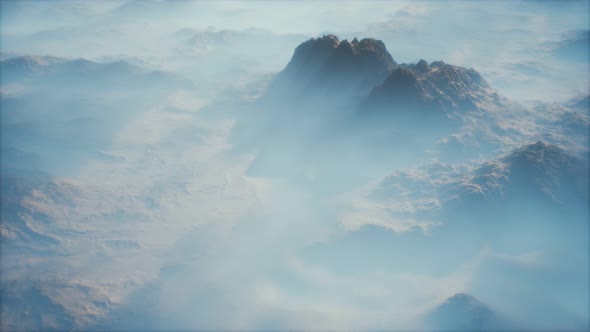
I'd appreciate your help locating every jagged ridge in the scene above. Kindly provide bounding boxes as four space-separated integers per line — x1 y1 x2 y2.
364 59 501 116
268 34 397 101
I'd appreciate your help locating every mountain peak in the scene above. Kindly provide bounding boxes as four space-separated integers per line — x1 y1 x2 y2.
362 66 447 115
293 35 394 62
327 36 396 75
293 34 340 57
268 34 397 102
505 141 572 168
267 35 501 117
353 37 392 59
427 293 496 331
416 59 429 71
462 140 588 205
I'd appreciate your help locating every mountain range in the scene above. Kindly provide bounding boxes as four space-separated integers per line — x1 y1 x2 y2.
265 34 512 116
1 26 587 331
239 35 549 182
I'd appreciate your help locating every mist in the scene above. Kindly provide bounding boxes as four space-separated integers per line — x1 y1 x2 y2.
1 1 589 331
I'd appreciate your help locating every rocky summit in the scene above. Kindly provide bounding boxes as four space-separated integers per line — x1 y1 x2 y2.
426 293 497 331
267 34 397 101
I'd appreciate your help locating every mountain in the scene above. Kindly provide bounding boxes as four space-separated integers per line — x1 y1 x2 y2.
454 141 588 208
448 141 588 249
263 35 523 161
372 141 588 213
361 60 510 124
265 34 397 104
0 55 66 82
0 55 195 176
0 56 193 92
364 140 589 252
259 34 514 123
240 35 582 184
426 293 505 331
264 34 511 118
238 35 529 181
343 57 527 164
366 61 479 111
531 95 590 156
234 35 398 178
